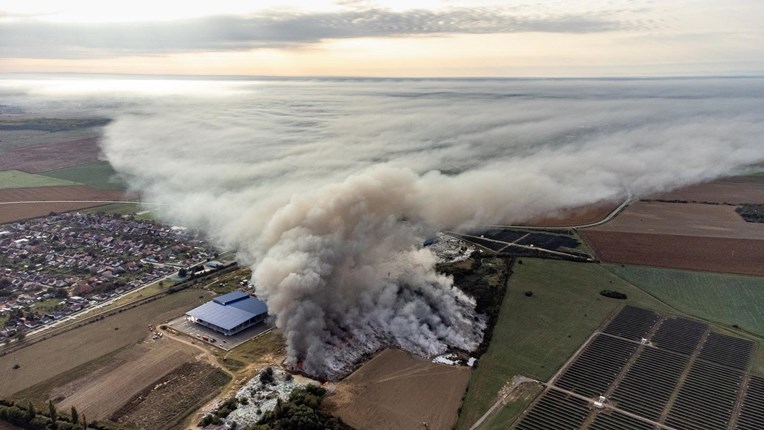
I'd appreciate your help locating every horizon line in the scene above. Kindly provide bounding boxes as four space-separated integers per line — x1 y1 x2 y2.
1 71 763 81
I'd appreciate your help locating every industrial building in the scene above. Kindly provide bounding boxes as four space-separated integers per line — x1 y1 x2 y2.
185 291 268 336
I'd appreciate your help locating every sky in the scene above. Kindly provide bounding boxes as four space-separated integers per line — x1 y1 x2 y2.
0 0 762 77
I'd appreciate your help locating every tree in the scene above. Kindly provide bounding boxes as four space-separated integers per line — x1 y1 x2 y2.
14 330 26 342
178 267 188 277
25 401 36 421
48 400 57 428
81 414 87 430
71 406 79 424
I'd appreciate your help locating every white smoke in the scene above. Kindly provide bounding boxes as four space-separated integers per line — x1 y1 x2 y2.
3 77 762 378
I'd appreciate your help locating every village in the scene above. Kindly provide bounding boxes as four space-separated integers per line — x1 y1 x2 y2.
0 211 219 342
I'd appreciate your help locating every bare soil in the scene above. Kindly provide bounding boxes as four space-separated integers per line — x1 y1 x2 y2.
326 349 471 430
589 201 762 239
0 290 207 398
649 178 763 204
581 231 763 276
520 201 619 227
54 340 197 420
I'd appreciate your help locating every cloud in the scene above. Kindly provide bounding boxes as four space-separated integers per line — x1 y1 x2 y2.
4 77 762 377
0 7 638 59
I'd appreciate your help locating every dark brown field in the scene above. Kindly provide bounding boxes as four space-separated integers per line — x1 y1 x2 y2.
0 138 102 173
581 231 763 276
651 177 763 204
581 175 763 275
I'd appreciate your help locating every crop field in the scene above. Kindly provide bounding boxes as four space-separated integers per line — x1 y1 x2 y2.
54 339 198 420
0 137 103 173
327 348 471 430
605 264 763 336
582 231 763 276
455 259 679 430
588 201 762 239
41 161 126 190
0 170 78 189
512 306 760 430
0 289 207 398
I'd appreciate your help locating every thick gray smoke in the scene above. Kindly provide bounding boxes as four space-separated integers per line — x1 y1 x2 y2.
3 77 762 377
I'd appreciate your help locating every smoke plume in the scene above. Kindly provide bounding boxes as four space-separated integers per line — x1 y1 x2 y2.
3 77 762 377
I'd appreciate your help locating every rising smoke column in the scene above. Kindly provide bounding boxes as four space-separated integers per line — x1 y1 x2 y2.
251 166 485 376
78 77 762 379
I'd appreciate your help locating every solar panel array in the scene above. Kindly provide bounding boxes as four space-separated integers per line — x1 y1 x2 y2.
736 376 764 430
556 335 636 398
651 317 706 355
601 305 660 341
699 332 754 370
589 411 654 430
515 390 590 430
610 346 689 420
665 360 744 430
513 305 762 430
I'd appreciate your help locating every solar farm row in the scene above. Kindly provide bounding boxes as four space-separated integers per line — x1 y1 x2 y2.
555 335 636 398
513 306 762 430
736 376 764 430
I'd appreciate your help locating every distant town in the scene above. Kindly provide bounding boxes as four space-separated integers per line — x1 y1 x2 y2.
0 212 219 342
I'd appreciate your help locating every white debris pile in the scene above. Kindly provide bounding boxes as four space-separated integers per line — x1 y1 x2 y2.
432 352 477 367
432 353 458 365
224 367 302 428
427 233 474 263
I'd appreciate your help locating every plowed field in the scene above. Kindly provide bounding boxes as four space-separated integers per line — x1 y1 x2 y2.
581 231 763 276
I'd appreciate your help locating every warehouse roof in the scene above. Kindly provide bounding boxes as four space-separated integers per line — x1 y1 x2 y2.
186 292 267 331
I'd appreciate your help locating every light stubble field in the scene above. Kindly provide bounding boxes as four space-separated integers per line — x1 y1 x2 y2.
327 348 471 430
0 290 207 398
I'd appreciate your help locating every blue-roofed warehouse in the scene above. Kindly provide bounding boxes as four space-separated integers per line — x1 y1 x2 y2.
186 291 268 336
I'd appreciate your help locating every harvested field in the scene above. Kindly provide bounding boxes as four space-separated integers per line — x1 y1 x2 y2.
0 185 131 202
650 177 763 205
0 202 113 224
54 340 198 420
0 137 102 173
519 201 618 227
0 185 136 223
327 349 471 430
581 231 763 276
589 201 762 239
0 290 207 398
112 362 230 430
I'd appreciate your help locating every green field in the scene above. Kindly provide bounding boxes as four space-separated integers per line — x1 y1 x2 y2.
41 161 126 190
605 265 763 337
456 258 681 429
0 170 79 189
